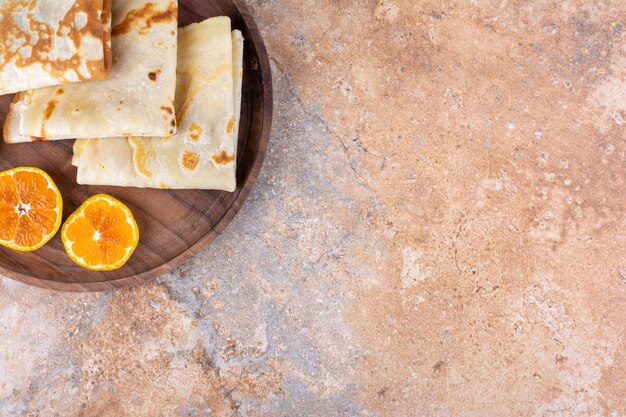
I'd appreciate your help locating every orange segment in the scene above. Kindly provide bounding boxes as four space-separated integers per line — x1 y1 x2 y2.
83 199 110 231
0 167 63 251
0 202 18 241
0 176 19 207
61 194 139 271
14 215 44 248
28 208 59 232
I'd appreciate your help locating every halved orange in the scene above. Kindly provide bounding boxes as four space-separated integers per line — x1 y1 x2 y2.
0 167 63 251
61 194 139 271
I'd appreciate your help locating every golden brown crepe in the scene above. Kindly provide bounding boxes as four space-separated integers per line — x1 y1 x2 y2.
4 0 178 142
73 17 243 192
0 0 112 95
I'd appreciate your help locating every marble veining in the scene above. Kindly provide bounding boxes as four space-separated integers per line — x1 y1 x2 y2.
1 1 625 416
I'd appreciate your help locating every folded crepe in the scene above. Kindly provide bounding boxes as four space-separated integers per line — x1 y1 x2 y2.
4 0 178 143
72 17 243 192
0 0 112 96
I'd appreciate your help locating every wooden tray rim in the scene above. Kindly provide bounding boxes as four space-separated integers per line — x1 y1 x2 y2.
0 0 273 292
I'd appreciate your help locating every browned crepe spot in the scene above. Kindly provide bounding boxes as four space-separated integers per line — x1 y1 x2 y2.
111 1 177 37
101 0 112 75
182 151 200 171
130 139 153 178
0 0 111 82
211 151 235 165
188 123 202 141
44 101 58 120
148 69 162 81
40 100 58 137
226 117 235 135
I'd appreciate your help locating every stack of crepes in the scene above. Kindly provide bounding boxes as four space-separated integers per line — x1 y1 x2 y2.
2 0 243 192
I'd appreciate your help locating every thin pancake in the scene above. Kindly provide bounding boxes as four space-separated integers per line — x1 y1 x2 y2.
4 0 178 142
73 18 242 192
0 0 112 95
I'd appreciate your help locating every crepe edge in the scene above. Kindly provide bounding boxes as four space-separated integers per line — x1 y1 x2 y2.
224 29 244 193
102 0 113 76
83 0 113 80
3 96 24 144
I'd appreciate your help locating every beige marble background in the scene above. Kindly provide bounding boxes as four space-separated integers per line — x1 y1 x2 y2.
1 1 626 416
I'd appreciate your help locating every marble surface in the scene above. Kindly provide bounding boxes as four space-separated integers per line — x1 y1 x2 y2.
1 1 626 416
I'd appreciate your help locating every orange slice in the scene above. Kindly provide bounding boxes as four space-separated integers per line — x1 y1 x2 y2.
0 167 63 251
61 194 139 271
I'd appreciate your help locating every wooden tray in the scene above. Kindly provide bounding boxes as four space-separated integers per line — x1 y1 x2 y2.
0 0 272 291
